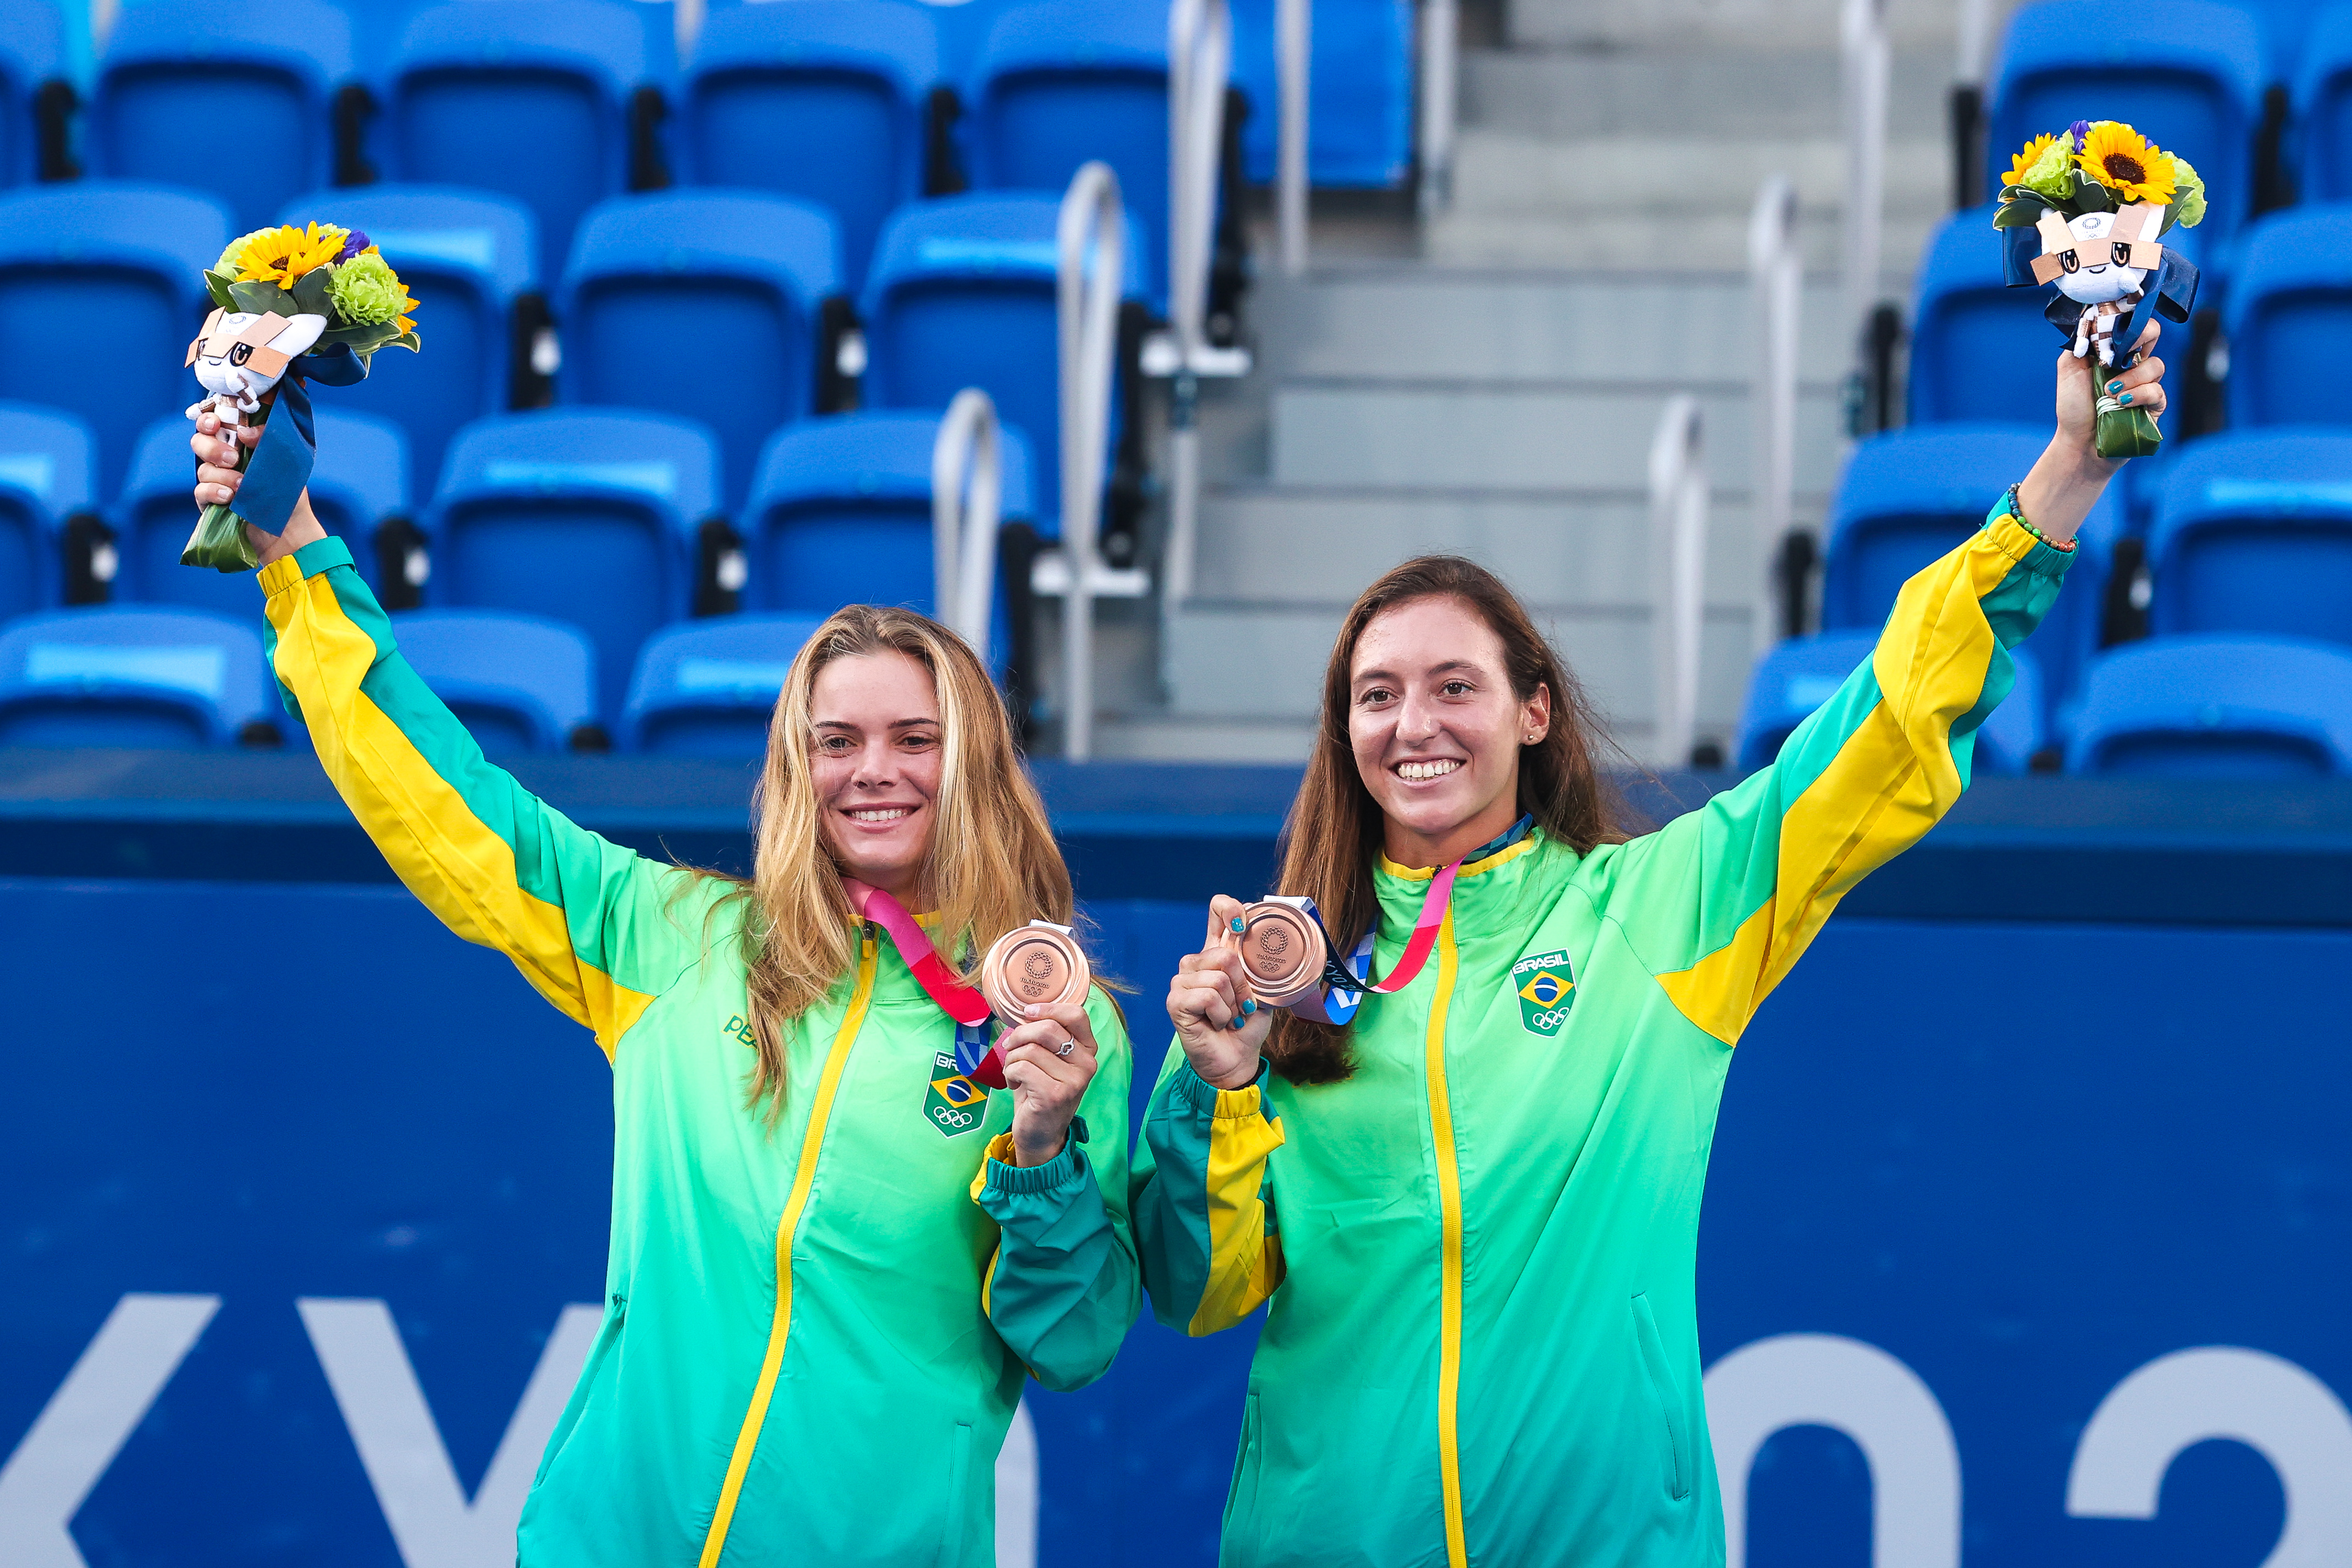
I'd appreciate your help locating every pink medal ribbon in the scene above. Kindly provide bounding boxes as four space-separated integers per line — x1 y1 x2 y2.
1361 858 1459 997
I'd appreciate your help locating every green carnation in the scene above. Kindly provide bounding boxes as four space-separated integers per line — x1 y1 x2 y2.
2020 135 2076 201
325 252 408 327
216 229 266 275
2170 156 2206 228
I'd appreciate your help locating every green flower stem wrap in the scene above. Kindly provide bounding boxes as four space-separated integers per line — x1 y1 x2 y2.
2094 380 2163 461
180 395 270 573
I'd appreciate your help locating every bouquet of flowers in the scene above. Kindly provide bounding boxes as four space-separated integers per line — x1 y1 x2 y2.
180 222 421 571
1995 121 2202 459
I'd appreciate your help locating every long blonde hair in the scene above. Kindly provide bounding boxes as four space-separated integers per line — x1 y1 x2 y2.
726 604 1070 1119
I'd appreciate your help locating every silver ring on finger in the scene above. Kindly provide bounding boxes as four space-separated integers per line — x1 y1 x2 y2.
1055 1037 1075 1059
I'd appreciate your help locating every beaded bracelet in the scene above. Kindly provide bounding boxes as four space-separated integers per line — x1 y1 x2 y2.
2004 483 2077 553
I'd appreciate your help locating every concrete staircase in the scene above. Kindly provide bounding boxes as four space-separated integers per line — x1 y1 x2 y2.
1068 3 2013 764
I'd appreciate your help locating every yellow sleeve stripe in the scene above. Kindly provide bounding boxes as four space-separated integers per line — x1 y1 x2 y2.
1656 524 2019 1046
264 561 652 1059
1187 1085 1288 1337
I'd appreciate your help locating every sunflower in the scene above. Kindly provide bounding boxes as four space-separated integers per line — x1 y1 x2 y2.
2077 122 2177 205
230 222 350 291
2006 132 2060 189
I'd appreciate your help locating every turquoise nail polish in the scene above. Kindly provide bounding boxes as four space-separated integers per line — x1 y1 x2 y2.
1241 998 1258 1014
2105 379 2123 393
2118 391 2133 405
1230 916 1245 933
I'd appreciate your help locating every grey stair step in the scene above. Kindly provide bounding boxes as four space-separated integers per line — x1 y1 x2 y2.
1270 380 1846 492
1506 0 2015 51
1249 272 1857 384
1460 45 1959 141
1421 208 1939 281
1195 485 1812 607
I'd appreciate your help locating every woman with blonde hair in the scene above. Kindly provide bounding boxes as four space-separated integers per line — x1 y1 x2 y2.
191 419 1138 1566
1136 332 2166 1565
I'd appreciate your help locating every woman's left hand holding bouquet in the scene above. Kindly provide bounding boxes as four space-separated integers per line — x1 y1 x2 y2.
191 412 322 566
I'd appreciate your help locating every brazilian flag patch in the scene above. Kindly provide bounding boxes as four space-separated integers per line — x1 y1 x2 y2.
1512 948 1575 1036
924 1050 989 1138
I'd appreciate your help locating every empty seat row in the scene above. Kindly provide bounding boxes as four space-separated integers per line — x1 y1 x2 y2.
10 403 1035 721
1742 632 2352 778
88 0 1222 295
0 599 831 755
0 180 1133 532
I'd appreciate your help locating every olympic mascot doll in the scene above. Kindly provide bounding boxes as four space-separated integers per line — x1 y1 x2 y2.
1998 119 2204 459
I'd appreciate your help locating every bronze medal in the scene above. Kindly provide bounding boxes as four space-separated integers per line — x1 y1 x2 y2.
1233 900 1328 1009
979 921 1091 1020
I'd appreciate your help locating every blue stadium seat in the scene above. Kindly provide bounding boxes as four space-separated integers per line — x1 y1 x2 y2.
383 0 658 285
0 0 67 186
556 190 842 509
967 0 1179 304
622 611 825 754
2147 427 2352 645
2294 6 2352 201
1229 0 1411 187
92 0 353 233
391 608 597 754
1987 0 2262 239
2217 205 2352 428
862 193 1146 528
1907 205 2196 435
279 186 537 500
0 604 269 747
1738 630 2045 777
0 401 91 622
0 185 229 498
743 410 1031 671
426 408 719 718
1824 422 2109 732
114 410 409 615
679 0 940 291
2067 633 2352 776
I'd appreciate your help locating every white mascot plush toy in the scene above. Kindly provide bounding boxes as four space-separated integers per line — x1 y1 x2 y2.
184 307 328 433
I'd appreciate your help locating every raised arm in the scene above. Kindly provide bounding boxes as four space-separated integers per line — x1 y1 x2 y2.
203 419 700 1059
1606 328 2166 1046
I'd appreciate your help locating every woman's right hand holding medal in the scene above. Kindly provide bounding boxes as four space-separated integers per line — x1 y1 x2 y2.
1167 894 1273 1090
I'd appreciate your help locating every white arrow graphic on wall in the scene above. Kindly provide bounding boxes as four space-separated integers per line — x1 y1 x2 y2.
299 1296 603 1568
0 1292 222 1568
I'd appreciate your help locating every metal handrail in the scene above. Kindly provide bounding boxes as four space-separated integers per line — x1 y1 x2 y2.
1748 173 1801 659
1057 161 1126 760
1418 0 1458 218
932 387 1003 654
1840 0 1889 351
1648 395 1708 770
1278 0 1311 274
1164 0 1232 605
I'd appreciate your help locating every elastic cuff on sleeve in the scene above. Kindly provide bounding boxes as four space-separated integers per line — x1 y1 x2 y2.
1983 499 2076 579
982 1130 1089 1196
258 535 354 597
1169 1056 1269 1119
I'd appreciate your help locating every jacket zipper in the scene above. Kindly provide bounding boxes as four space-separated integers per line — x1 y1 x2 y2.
1425 907 1468 1568
699 931 879 1566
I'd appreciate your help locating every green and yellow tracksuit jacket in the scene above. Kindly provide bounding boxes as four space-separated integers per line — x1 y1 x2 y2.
1132 503 2069 1568
257 538 1139 1567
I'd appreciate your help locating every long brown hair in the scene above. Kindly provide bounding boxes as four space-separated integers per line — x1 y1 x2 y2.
721 604 1071 1121
1266 555 1630 1085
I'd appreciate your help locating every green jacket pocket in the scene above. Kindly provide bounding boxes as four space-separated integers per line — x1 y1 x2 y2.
1632 1293 1693 1501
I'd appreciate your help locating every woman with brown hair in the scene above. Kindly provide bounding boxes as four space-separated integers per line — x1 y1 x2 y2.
1133 335 2164 1566
191 418 1138 1566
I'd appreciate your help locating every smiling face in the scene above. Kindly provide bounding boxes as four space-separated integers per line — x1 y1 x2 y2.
808 649 943 898
1348 594 1550 869
2052 209 2150 305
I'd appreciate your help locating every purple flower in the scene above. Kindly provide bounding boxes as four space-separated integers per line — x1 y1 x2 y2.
2068 120 2091 151
335 229 369 262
